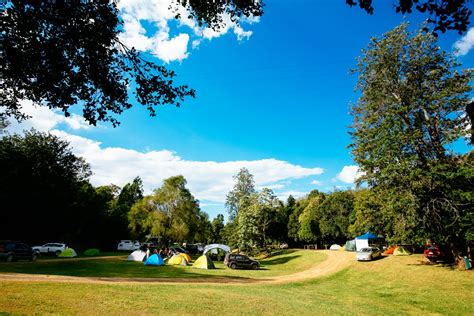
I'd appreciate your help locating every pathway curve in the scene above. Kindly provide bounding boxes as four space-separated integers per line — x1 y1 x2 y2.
0 250 354 286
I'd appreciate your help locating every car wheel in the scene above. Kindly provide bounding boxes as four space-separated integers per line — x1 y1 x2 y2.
6 254 13 262
55 250 61 256
230 263 237 269
252 264 258 270
30 254 37 262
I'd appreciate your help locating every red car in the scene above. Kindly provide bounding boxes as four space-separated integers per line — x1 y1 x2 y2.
424 244 445 262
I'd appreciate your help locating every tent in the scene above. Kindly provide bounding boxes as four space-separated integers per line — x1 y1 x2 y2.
58 248 77 258
384 246 397 255
345 240 356 252
84 248 100 256
329 244 341 250
355 232 381 251
192 254 215 269
203 244 231 255
167 254 189 266
128 250 147 262
393 246 412 256
144 254 164 266
338 246 346 252
178 252 192 262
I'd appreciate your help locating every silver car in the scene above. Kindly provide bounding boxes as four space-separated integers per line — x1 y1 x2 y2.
356 247 382 261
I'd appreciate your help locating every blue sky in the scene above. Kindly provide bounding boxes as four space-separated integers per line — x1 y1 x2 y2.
7 0 474 220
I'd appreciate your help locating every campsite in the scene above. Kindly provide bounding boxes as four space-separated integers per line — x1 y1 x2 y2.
1 0 474 314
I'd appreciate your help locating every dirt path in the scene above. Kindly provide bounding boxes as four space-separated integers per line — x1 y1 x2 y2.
0 250 354 286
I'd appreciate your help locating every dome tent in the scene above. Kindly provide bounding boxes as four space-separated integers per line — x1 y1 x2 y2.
168 254 189 266
330 244 341 250
393 246 412 256
58 248 77 258
144 254 164 266
128 250 147 262
203 244 231 255
178 252 192 262
345 240 356 252
192 254 215 269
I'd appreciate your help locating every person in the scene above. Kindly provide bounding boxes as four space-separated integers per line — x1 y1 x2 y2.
146 247 150 259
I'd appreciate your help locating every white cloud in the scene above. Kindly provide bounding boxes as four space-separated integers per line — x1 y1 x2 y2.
276 191 308 202
336 165 363 184
310 180 322 186
5 100 90 134
117 0 257 62
39 130 323 204
454 27 474 56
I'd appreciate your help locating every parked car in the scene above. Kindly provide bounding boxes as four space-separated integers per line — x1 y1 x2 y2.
424 244 446 262
170 245 188 254
356 247 382 261
32 243 66 256
117 240 141 251
224 253 260 270
0 241 38 262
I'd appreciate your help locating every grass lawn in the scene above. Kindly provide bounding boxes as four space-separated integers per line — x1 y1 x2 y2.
0 249 322 279
0 251 473 315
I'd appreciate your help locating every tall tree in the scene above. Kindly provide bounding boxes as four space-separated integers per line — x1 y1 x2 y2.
211 214 225 243
225 167 256 220
0 130 91 243
128 175 204 244
351 23 473 257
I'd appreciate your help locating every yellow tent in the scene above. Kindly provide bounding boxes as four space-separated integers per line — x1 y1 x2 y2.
192 254 215 269
393 246 412 256
167 255 189 266
178 253 192 262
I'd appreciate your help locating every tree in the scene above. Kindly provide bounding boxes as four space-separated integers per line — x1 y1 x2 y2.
128 175 205 244
347 0 472 35
237 188 280 252
297 191 325 243
211 214 225 243
0 129 91 242
351 23 473 258
225 167 256 220
1 0 262 126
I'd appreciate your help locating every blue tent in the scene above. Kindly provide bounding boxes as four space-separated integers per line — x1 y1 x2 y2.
144 254 164 266
356 232 379 239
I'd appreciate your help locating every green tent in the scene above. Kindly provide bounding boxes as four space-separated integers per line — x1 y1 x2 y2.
192 254 215 269
58 248 77 258
84 248 100 256
393 246 412 256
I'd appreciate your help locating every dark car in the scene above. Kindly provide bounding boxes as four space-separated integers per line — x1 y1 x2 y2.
224 253 260 270
0 241 38 262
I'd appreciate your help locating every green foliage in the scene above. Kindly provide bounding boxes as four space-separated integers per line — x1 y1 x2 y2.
0 130 91 243
225 167 256 220
128 175 209 244
351 23 474 254
211 214 225 243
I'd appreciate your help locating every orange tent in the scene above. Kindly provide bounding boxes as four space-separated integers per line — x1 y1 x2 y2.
384 246 397 255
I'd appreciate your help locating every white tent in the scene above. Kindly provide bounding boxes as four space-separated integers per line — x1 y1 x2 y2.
203 244 231 255
329 244 341 250
355 239 369 251
128 250 146 262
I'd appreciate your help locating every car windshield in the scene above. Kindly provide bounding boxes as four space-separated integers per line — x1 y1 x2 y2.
359 248 372 252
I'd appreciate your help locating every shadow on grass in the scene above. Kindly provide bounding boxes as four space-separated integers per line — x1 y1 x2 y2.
262 255 301 266
0 259 258 281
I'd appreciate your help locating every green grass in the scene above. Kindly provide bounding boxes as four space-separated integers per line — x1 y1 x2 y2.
1 251 473 315
0 249 322 279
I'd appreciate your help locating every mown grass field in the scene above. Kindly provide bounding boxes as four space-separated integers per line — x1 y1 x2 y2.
0 250 473 315
0 249 319 279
